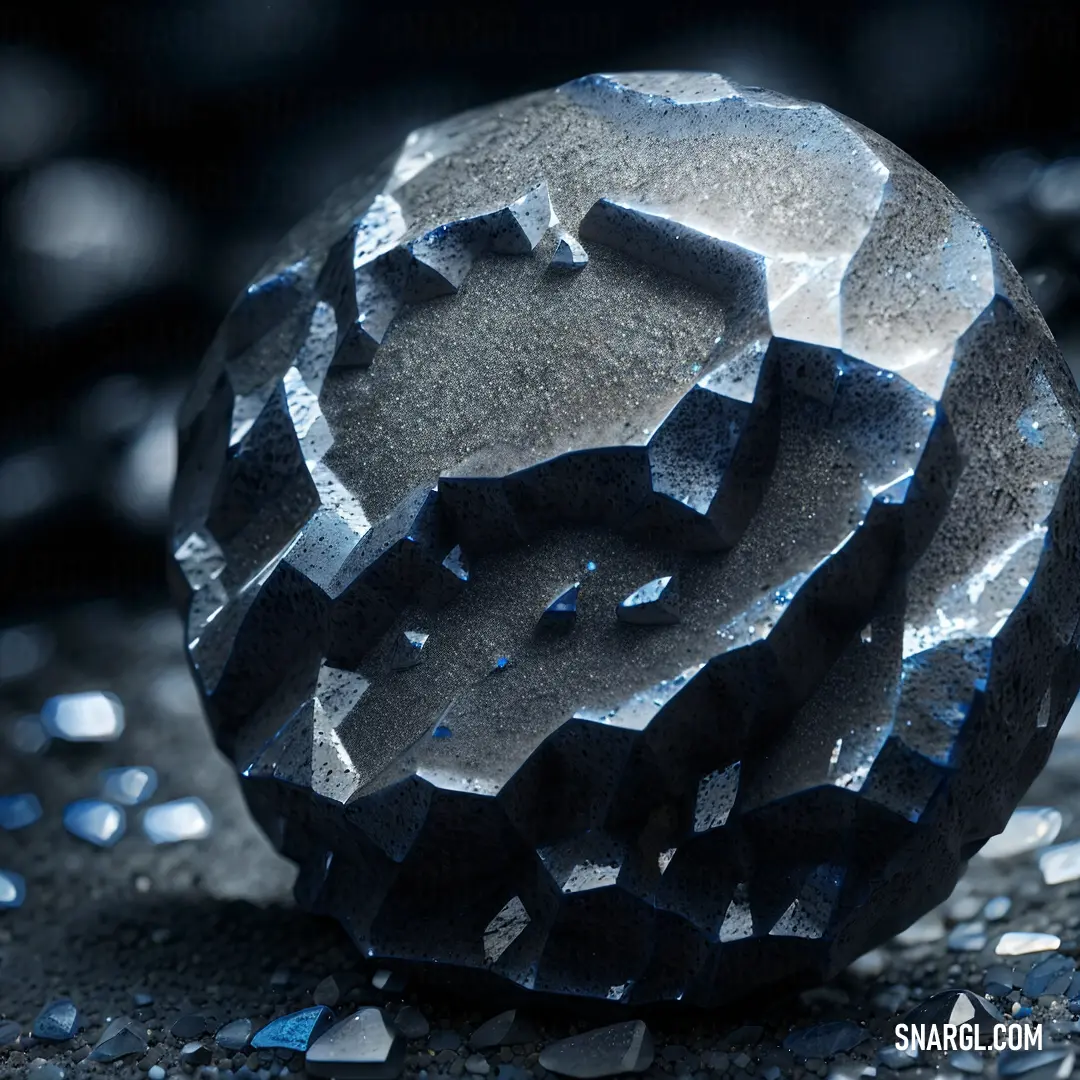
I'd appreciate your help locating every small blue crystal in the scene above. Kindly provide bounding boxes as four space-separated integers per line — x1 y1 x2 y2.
100 766 158 806
142 797 213 843
433 725 452 739
0 792 43 830
63 799 126 847
32 998 80 1042
390 631 429 671
538 583 580 631
0 868 26 908
585 561 597 572
250 1006 334 1052
494 656 509 670
616 575 680 626
88 1016 149 1061
40 691 124 742
549 232 588 270
442 545 469 582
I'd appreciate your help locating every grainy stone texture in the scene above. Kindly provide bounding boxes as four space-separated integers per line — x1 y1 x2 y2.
168 71 1080 1007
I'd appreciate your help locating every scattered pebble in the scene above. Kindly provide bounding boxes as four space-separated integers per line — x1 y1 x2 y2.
32 998 80 1042
216 1017 256 1051
947 893 985 923
469 1010 538 1050
0 792 43 829
877 1044 918 1070
948 921 988 952
983 896 1012 921
26 1063 64 1080
949 1051 984 1074
0 1019 21 1045
978 808 1063 859
393 1006 429 1040
847 948 888 978
895 912 946 945
983 964 1016 996
305 1007 405 1079
172 1013 208 1039
429 1030 463 1052
180 1041 213 1067
1023 953 1075 998
1039 840 1080 886
10 713 51 754
371 969 407 993
40 690 125 741
100 765 158 806
539 1021 654 1078
148 1067 166 1080
466 1053 491 1075
313 975 341 1007
88 1015 148 1061
0 867 26 908
997 932 1062 956
251 1006 334 1052
142 796 213 843
62 798 125 847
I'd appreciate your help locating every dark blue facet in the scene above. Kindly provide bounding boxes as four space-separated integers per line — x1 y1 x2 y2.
32 998 80 1042
250 1006 334 1052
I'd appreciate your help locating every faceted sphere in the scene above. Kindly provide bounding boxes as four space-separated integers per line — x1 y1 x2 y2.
170 72 1080 1006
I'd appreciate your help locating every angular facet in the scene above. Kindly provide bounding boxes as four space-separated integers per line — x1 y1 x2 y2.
40 690 124 741
100 766 158 806
62 799 125 847
170 70 1080 1007
538 1021 654 1078
616 576 679 626
142 797 212 843
305 1008 405 1079
215 1017 255 1051
251 1006 334 1052
32 998 80 1042
88 1016 148 1062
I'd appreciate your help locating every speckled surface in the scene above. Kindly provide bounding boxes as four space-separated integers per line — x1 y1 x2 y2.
168 71 1080 1006
3 605 1080 1078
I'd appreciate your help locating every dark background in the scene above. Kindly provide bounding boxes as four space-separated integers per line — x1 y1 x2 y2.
2 0 1079 626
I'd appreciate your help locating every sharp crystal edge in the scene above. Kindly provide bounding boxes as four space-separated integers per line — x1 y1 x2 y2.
169 70 1080 1007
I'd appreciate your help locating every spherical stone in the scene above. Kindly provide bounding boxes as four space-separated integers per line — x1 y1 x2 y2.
170 71 1080 1007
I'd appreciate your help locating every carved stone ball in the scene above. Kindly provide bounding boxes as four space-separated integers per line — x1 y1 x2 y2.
170 72 1080 1006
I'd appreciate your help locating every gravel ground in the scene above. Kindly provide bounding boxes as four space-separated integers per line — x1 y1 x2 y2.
3 602 1080 1080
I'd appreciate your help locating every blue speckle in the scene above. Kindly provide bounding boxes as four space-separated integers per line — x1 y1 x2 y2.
690 363 702 374
585 561 597 572
1014 1006 1033 1019
250 1006 333 1052
433 725 452 738
496 656 509 669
